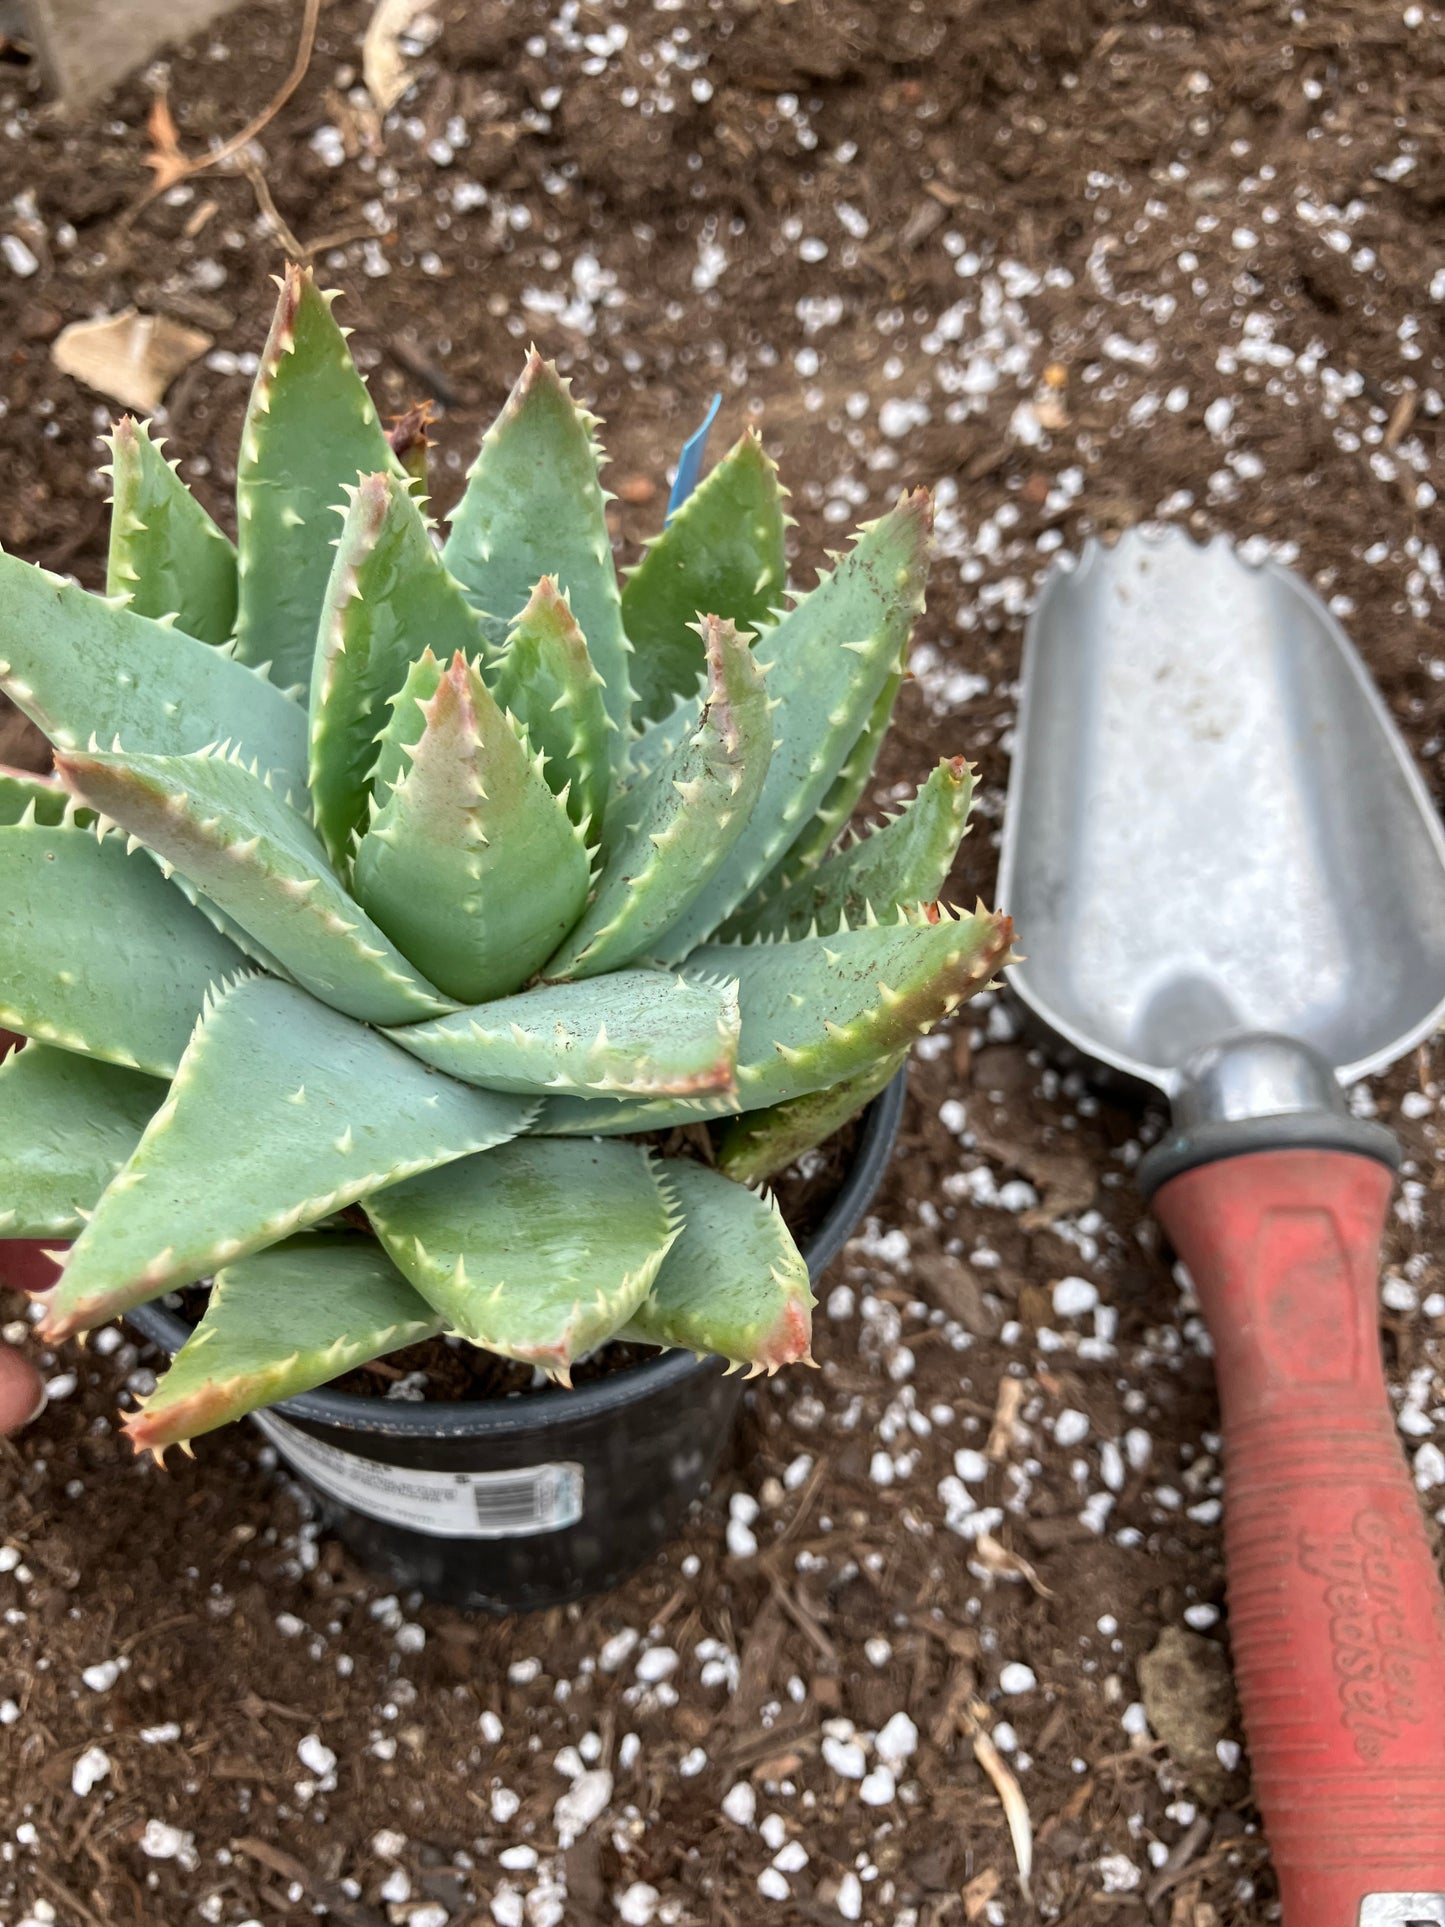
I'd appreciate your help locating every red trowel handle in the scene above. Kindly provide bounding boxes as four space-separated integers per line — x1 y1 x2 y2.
1153 1148 1445 1925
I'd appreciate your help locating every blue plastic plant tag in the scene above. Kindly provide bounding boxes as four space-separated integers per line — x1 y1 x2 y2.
666 392 722 522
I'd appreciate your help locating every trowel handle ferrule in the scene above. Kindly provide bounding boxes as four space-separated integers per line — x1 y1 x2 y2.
1154 1148 1445 1927
1139 1033 1400 1198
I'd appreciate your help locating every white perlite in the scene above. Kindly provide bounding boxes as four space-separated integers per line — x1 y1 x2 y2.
297 1733 337 1778
554 1767 612 1845
1 234 38 278
71 1745 111 1795
1053 1408 1089 1448
721 1781 756 1827
726 1516 759 1558
1052 1276 1098 1318
1097 1852 1143 1893
999 1662 1037 1695
139 1820 197 1869
81 1657 129 1693
598 1628 639 1673
634 1646 678 1684
875 1712 918 1765
821 1734 867 1779
616 1883 660 1925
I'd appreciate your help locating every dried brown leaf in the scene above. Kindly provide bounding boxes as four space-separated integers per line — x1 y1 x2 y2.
51 310 211 414
363 0 433 112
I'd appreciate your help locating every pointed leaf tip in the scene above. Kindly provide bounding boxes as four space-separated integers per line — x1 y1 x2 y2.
121 1236 444 1450
444 354 633 768
620 1160 812 1369
235 268 404 694
621 427 788 725
40 976 532 1338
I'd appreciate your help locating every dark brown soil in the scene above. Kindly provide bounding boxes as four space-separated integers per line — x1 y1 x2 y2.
2 2 1444 1924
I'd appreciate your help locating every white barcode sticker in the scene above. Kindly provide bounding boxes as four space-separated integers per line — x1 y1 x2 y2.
252 1411 584 1540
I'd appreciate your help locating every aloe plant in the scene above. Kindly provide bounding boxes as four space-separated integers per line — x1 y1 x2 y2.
0 265 1013 1459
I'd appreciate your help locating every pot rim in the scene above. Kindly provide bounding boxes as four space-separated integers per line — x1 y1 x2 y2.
125 1069 908 1441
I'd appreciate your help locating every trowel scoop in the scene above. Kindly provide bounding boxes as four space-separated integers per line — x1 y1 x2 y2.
998 529 1445 1927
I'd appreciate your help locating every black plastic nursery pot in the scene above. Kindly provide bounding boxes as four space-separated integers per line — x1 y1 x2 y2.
123 1073 908 1614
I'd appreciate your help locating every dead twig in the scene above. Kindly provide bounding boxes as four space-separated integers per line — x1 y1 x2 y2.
1384 387 1418 452
1143 1813 1213 1908
767 1453 830 1552
973 1529 1054 1598
986 1375 1026 1462
238 154 389 263
233 1836 386 1927
966 1698 1033 1902
30 1866 109 1927
234 153 305 260
140 0 322 203
764 1572 837 1665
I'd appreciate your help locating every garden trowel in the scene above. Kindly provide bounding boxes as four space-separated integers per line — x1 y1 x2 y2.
998 529 1445 1927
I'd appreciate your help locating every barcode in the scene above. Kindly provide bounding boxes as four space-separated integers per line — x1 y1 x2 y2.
252 1413 584 1540
472 1469 562 1531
